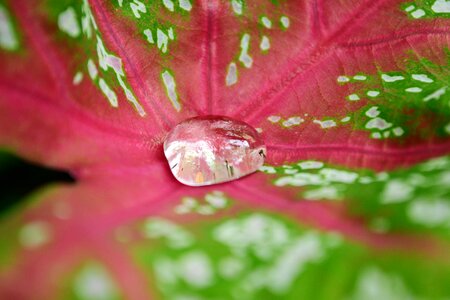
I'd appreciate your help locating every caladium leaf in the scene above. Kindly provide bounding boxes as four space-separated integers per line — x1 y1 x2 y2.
1 0 450 298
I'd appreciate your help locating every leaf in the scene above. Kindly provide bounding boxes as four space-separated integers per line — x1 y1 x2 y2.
1 0 450 298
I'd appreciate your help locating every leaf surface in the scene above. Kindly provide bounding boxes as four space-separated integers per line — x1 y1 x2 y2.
1 0 450 298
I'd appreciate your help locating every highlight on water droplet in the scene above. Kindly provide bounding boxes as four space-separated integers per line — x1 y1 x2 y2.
163 116 267 186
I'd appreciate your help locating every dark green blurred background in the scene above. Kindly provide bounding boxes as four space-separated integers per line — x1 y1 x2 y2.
0 150 73 213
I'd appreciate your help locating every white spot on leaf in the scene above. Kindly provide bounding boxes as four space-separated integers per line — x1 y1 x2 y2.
353 75 367 81
405 5 415 12
0 5 19 50
19 221 52 249
73 72 83 85
337 76 350 83
87 59 98 80
179 0 192 11
282 117 304 127
411 8 426 18
424 86 447 102
408 199 450 227
367 90 380 97
205 191 228 208
366 106 380 118
392 127 405 136
350 267 414 300
143 218 194 248
130 0 147 18
162 70 181 111
381 74 405 82
365 118 392 130
268 115 281 123
231 0 243 15
58 7 81 38
313 119 337 128
239 33 253 68
259 165 276 174
280 16 290 28
267 234 324 294
405 87 422 93
412 74 433 83
304 186 339 200
320 168 358 183
74 262 119 300
260 35 270 51
298 161 324 170
144 29 154 43
162 0 175 11
178 251 214 288
168 27 175 40
261 16 272 28
226 62 238 86
99 78 118 107
371 132 382 139
432 0 450 13
347 94 360 101
381 180 414 204
157 28 169 53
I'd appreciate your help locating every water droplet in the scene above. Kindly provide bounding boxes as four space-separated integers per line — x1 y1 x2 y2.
164 116 266 186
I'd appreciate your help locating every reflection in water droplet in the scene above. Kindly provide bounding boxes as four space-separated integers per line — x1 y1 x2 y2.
164 116 266 186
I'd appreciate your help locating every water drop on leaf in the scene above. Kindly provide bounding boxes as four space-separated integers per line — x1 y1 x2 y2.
164 116 266 186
